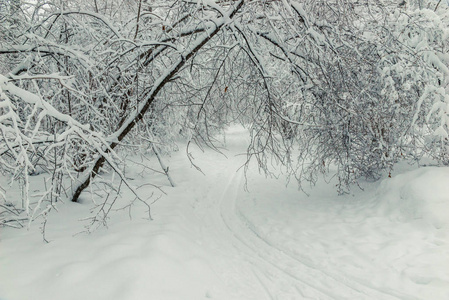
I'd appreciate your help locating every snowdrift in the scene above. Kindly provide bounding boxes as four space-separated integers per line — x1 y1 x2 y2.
377 167 449 229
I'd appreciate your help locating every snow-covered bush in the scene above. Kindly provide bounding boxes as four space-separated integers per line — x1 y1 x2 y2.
0 71 145 230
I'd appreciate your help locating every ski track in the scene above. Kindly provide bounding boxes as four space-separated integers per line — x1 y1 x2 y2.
212 159 417 300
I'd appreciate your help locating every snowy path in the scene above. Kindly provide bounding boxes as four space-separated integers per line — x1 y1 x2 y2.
202 156 404 300
1 127 448 300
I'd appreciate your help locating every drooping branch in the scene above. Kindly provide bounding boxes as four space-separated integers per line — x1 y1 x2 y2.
70 0 244 202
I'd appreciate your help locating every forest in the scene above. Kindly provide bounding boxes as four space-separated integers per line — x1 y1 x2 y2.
2 0 448 228
1 1 449 299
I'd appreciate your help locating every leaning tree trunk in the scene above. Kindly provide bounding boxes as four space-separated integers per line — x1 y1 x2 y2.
71 0 244 202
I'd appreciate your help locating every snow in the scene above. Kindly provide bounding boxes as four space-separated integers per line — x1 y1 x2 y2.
0 76 90 131
1 125 448 299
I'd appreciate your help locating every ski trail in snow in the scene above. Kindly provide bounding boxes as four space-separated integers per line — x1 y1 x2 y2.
214 166 324 300
216 159 414 300
234 209 422 300
251 268 276 300
218 168 338 299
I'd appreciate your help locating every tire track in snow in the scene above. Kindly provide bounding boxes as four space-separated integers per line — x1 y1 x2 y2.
217 162 412 300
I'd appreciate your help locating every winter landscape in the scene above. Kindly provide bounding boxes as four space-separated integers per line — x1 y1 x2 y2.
1 1 449 299
1 125 449 299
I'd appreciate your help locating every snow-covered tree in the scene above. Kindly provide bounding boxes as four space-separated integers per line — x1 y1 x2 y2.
239 0 449 191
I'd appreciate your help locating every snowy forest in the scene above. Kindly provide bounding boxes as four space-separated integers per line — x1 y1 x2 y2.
1 0 449 299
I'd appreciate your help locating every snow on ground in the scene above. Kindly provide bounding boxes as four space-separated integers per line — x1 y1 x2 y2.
1 125 448 300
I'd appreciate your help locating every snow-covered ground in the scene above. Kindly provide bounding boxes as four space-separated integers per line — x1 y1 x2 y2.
1 126 448 300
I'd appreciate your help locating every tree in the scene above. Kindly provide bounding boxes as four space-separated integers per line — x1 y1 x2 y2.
1 0 249 228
